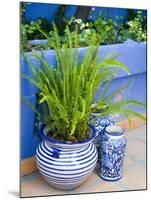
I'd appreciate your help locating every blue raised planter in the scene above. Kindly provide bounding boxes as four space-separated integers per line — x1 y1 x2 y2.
21 40 146 159
21 95 40 159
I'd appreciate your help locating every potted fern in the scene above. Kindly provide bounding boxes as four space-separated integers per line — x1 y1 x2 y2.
22 24 145 190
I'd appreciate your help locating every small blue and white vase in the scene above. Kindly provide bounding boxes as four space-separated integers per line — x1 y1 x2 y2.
99 125 127 181
36 125 98 190
89 113 114 149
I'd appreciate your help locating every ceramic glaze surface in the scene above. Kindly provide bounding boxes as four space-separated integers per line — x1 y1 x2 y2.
99 126 127 181
36 126 98 190
89 115 114 149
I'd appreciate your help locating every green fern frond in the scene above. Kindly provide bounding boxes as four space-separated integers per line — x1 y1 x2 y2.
98 76 115 101
99 101 146 121
98 56 130 75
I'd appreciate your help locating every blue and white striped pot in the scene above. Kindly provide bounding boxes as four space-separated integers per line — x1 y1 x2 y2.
36 125 98 190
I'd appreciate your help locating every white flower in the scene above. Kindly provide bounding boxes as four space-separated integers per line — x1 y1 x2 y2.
74 19 82 24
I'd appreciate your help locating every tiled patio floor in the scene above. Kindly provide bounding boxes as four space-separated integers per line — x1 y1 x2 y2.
21 125 147 197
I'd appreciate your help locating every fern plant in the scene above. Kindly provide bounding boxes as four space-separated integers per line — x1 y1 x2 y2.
22 24 145 143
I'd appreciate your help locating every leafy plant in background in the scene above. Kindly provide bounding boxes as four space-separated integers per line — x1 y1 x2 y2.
22 24 145 142
21 24 30 52
68 18 98 46
90 16 125 44
65 17 125 46
20 2 31 52
26 19 51 40
126 11 147 42
20 3 147 52
21 19 52 51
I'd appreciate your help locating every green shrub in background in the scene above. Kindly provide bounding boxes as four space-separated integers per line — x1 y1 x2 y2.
126 11 147 42
21 10 147 52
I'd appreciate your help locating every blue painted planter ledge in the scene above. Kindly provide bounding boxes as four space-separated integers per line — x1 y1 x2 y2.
21 40 146 160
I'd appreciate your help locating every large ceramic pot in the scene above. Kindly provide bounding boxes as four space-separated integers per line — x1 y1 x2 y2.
99 125 127 181
36 125 98 190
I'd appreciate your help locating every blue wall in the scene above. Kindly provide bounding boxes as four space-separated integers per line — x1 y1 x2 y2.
21 95 40 159
88 7 128 23
21 41 146 159
24 3 60 22
24 3 147 24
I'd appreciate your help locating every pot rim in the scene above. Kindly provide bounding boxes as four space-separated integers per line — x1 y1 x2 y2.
40 124 97 146
105 125 124 136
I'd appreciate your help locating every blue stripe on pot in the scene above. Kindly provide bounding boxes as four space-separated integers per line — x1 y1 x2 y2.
37 161 96 178
38 142 96 162
37 146 97 169
39 142 94 161
42 141 93 156
36 151 97 173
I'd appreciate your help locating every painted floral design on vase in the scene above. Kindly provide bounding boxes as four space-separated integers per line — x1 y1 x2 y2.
99 125 127 181
36 125 98 190
89 113 114 149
